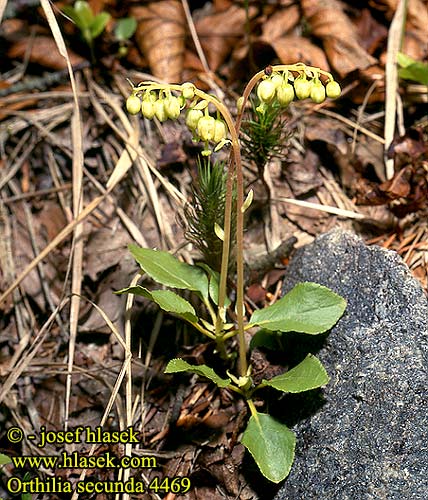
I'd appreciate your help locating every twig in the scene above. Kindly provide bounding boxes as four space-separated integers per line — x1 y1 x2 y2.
0 63 89 98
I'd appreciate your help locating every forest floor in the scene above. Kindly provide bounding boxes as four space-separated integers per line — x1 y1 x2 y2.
0 1 427 499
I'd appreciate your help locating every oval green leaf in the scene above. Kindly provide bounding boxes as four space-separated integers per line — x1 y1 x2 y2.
0 453 12 465
249 282 346 334
114 17 137 41
74 1 94 28
115 286 197 323
241 412 296 483
90 12 111 39
129 245 209 300
165 358 231 388
261 354 329 393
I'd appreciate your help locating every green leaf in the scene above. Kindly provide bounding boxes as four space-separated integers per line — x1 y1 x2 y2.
397 53 428 85
129 245 209 300
196 263 231 307
165 358 231 388
74 1 94 29
0 453 12 465
241 412 296 483
62 6 84 29
261 354 329 393
249 328 280 351
90 12 111 39
249 282 346 334
115 286 197 323
114 17 137 41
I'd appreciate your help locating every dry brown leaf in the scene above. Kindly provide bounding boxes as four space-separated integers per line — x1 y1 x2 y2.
261 4 300 42
213 0 234 11
379 0 428 31
371 0 428 60
131 1 186 82
8 35 85 70
12 201 67 311
301 0 376 76
354 8 388 55
269 35 330 70
402 32 428 61
195 4 257 72
283 149 323 197
182 49 206 87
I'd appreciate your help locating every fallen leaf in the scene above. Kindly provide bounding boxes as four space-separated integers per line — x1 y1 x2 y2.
246 283 267 305
12 201 67 311
369 0 428 60
353 8 388 55
8 35 85 70
213 0 234 11
131 1 186 82
301 0 376 76
389 128 428 163
195 4 257 71
283 149 323 197
261 5 300 43
379 0 428 35
269 35 330 70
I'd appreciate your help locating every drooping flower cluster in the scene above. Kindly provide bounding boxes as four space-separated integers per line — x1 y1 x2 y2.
255 68 341 113
126 82 229 156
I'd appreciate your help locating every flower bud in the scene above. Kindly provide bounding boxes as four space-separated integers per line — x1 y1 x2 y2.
326 80 341 99
185 108 203 130
237 376 252 391
276 83 295 107
255 102 267 115
197 115 216 141
213 119 227 143
310 80 326 103
126 94 141 115
257 79 276 103
141 100 155 119
270 73 283 90
237 96 244 113
143 91 157 103
154 99 167 122
164 96 181 120
181 82 195 100
294 76 311 100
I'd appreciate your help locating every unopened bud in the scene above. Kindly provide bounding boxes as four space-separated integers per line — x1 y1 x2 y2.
213 119 227 143
276 83 295 107
326 80 341 99
141 100 155 119
197 115 216 141
257 79 276 103
270 73 283 89
164 96 181 120
310 81 326 103
154 99 167 122
126 94 141 115
294 76 311 100
185 108 203 131
237 96 245 113
181 82 195 100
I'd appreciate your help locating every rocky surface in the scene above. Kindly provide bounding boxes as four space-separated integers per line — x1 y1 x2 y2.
273 229 428 500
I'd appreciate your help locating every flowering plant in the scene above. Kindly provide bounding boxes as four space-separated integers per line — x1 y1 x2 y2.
119 64 346 482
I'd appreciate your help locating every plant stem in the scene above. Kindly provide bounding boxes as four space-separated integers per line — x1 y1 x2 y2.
247 398 259 419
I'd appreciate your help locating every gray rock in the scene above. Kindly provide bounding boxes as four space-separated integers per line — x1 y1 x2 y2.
273 229 428 500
